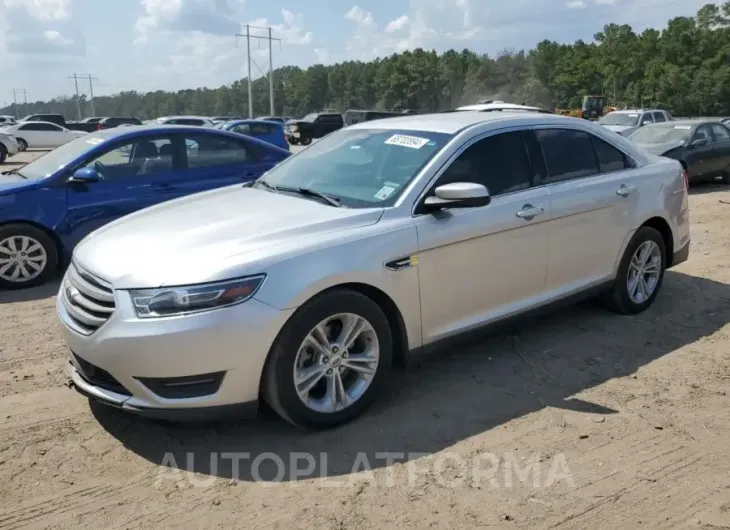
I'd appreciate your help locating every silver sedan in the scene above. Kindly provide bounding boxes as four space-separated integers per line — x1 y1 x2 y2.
57 110 690 428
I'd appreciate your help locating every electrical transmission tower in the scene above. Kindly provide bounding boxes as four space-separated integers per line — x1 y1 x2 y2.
235 25 281 118
69 73 98 119
11 89 29 118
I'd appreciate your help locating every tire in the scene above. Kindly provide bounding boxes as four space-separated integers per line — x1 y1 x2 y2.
0 144 6 164
262 289 393 429
299 135 312 146
288 138 299 145
600 226 666 315
16 138 27 151
0 224 59 289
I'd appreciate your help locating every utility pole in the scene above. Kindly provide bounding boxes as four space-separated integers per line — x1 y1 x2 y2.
11 89 28 118
69 74 82 120
235 26 281 117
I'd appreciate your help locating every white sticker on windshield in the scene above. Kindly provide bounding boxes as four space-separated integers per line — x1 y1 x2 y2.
86 137 104 145
374 185 396 200
674 125 692 130
628 114 640 117
385 134 430 149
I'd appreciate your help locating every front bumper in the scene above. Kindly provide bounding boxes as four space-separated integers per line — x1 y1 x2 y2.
57 284 295 420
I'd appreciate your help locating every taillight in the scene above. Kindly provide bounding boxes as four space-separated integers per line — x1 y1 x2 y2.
97 123 102 130
681 168 689 189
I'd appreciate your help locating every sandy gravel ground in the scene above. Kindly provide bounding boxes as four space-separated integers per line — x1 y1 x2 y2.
1 150 729 529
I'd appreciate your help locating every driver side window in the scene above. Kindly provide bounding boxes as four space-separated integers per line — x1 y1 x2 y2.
85 136 175 180
692 125 713 144
436 131 535 196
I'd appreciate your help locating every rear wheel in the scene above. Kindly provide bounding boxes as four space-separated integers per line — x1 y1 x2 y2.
0 224 58 289
263 289 393 429
299 135 312 146
600 226 666 315
16 138 27 151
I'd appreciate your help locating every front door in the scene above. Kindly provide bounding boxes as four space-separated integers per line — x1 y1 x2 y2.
686 124 717 181
415 130 551 344
60 134 182 250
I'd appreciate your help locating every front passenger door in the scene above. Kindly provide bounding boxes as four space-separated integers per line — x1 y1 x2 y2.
686 125 716 181
415 130 551 344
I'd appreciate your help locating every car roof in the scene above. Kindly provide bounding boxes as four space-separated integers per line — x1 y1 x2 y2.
224 119 282 126
346 110 585 134
158 115 212 121
454 102 546 112
13 120 62 127
608 109 665 114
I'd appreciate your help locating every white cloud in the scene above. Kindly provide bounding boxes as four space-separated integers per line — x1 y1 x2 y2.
566 0 586 8
385 15 409 33
3 0 70 21
1 0 83 57
135 0 245 44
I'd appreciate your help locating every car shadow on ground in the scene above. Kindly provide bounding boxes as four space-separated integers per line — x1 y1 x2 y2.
92 270 730 483
688 181 729 195
0 275 62 304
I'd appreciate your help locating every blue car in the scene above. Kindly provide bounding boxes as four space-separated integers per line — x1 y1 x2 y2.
218 119 290 151
0 125 291 289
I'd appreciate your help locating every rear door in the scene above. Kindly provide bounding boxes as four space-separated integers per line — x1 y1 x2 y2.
535 128 640 292
165 131 276 197
15 123 44 147
37 123 73 147
61 133 182 249
709 123 730 175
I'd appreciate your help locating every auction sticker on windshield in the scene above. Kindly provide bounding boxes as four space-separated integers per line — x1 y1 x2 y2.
385 134 430 149
374 184 397 200
674 125 692 129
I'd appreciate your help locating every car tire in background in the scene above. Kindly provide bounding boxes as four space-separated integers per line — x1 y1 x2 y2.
0 144 6 164
262 288 393 429
0 223 59 290
299 135 312 146
600 226 667 315
16 138 28 151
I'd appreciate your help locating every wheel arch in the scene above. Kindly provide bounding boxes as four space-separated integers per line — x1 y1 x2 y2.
640 216 674 265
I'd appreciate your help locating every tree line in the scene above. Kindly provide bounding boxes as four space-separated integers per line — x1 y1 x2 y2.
3 3 729 120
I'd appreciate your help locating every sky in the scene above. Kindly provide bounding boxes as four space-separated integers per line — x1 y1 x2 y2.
0 0 714 105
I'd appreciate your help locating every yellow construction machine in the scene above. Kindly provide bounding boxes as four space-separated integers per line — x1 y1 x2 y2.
555 95 615 120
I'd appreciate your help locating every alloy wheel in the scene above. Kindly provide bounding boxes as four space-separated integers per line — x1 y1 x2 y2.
0 235 48 283
626 240 662 304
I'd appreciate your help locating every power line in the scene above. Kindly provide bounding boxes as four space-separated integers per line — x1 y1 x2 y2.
236 25 281 117
10 89 28 119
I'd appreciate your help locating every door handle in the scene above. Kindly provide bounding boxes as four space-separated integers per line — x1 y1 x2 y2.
616 185 636 197
516 204 544 220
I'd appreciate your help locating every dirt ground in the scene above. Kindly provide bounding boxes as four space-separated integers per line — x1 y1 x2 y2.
1 151 729 529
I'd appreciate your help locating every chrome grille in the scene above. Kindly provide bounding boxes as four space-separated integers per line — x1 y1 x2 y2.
60 263 115 335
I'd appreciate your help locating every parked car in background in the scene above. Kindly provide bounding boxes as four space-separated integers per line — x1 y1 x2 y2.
0 125 291 289
96 117 143 130
452 101 551 113
155 116 215 127
284 112 344 145
18 113 134 133
628 119 730 184
220 119 289 150
598 109 673 137
20 113 67 127
56 111 689 428
0 128 20 163
3 121 87 149
0 115 17 127
343 110 405 126
722 118 730 126
257 116 285 123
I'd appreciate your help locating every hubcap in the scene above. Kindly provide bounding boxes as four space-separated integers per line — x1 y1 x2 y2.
627 240 662 304
0 236 47 283
293 313 379 414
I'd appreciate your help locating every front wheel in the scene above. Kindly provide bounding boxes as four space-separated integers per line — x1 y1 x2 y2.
299 135 312 146
0 224 59 289
600 226 666 314
262 289 393 429
16 138 27 151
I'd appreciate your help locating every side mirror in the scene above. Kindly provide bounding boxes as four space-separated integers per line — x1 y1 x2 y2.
424 182 491 211
69 167 100 183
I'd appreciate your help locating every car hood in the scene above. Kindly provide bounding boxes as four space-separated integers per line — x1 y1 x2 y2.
73 185 384 289
633 141 684 156
0 173 41 195
602 125 636 135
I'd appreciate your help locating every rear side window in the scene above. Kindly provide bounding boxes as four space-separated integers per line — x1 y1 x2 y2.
317 114 343 125
591 137 630 173
711 124 730 141
184 133 254 168
439 131 534 196
535 129 598 183
652 112 666 123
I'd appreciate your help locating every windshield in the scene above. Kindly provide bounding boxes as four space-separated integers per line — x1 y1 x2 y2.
302 113 317 122
629 124 692 144
11 133 107 180
599 113 640 127
257 128 452 208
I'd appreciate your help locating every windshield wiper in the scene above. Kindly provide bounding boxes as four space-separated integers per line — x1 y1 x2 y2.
1 168 26 179
254 180 342 207
278 186 342 207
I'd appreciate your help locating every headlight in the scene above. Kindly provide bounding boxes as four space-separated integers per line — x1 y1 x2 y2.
290 125 298 132
129 275 266 318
